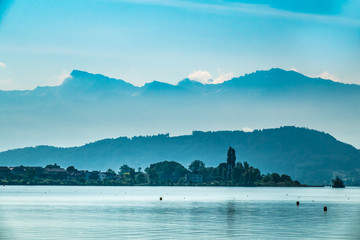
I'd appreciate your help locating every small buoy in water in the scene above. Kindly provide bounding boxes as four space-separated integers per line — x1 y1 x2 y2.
296 201 300 206
160 197 162 201
324 206 327 212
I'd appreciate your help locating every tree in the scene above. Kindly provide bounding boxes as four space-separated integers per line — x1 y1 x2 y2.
217 162 228 181
46 163 60 169
145 168 159 185
189 160 206 174
106 168 116 176
293 180 301 186
129 168 135 183
262 173 272 183
231 166 243 184
66 166 78 174
332 176 345 188
280 174 293 183
236 162 244 169
271 173 281 183
248 167 261 184
145 161 188 184
135 172 147 184
205 167 217 183
243 162 249 171
26 167 37 180
89 171 99 180
119 165 134 175
227 147 236 167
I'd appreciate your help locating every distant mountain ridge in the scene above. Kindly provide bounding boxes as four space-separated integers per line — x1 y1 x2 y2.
5 68 359 96
1 126 359 185
0 68 359 151
2 68 360 101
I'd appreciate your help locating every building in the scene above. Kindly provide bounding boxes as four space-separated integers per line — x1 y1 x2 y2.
77 170 91 180
185 174 203 183
42 167 67 178
98 172 107 181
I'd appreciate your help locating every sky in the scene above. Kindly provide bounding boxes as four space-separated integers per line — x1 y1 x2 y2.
0 0 359 90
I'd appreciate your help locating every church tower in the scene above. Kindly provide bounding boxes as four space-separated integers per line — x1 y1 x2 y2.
227 147 236 181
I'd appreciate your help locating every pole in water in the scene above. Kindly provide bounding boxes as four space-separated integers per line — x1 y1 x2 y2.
296 201 300 206
324 206 327 212
160 197 163 201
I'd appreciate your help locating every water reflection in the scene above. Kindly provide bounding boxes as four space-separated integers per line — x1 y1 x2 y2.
0 186 359 239
351 205 360 239
0 206 12 240
226 201 236 237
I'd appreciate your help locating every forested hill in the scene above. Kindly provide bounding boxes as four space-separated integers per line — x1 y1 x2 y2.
1 68 360 151
1 126 359 185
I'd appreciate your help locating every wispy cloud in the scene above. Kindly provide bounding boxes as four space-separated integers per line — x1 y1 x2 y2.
188 70 212 84
289 68 342 83
316 71 340 82
212 72 235 84
289 67 298 72
187 70 234 84
242 127 253 132
109 0 360 27
0 62 6 68
54 70 72 85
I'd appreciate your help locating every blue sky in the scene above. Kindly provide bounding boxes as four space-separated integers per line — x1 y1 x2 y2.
0 0 359 89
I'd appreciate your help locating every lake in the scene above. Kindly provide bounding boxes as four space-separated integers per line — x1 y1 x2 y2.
0 186 359 239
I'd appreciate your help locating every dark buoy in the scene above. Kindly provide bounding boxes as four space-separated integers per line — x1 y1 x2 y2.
160 197 162 201
296 201 300 206
324 206 327 212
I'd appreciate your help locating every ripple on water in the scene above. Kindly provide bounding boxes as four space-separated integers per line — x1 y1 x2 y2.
0 186 359 239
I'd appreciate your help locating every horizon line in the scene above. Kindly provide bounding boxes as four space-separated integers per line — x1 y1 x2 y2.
0 67 355 92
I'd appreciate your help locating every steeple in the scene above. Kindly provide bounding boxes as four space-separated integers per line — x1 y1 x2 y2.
227 147 236 181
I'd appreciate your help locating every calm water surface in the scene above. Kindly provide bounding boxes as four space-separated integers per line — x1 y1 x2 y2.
0 186 359 239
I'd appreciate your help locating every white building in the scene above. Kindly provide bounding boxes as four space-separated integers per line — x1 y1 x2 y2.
185 174 203 183
98 172 107 181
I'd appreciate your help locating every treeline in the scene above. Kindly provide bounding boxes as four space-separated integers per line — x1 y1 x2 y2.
2 126 359 186
0 160 302 187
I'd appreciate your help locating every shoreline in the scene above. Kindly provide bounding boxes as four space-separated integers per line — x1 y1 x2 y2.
1 183 325 187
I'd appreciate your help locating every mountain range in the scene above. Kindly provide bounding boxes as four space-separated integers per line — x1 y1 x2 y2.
1 126 359 185
1 68 360 184
1 68 360 152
